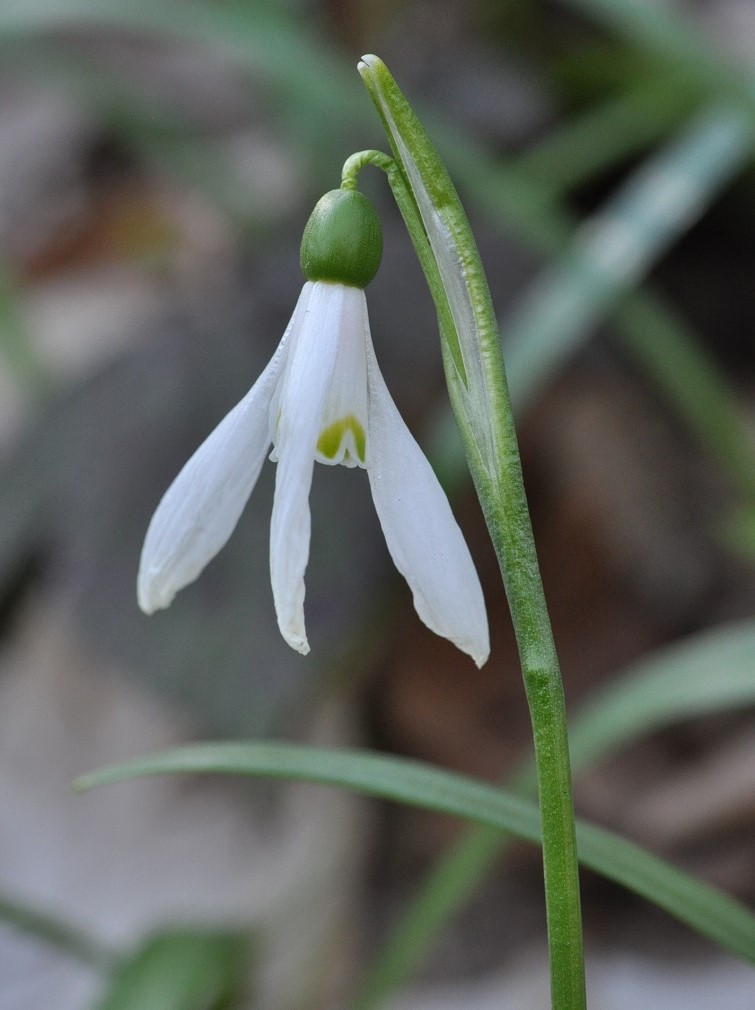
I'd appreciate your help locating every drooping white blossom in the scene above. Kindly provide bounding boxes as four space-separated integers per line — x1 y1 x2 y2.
138 280 489 666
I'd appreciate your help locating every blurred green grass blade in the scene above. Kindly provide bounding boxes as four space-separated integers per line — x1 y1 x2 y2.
617 293 755 500
429 283 755 510
76 741 755 967
0 0 365 125
504 104 754 410
515 75 697 198
563 0 755 112
95 927 249 1010
1 42 268 230
0 261 54 397
723 508 755 561
0 2 369 211
0 893 114 969
356 619 755 1008
354 823 503 1010
569 619 755 765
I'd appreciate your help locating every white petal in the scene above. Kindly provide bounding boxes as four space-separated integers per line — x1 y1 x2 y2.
314 287 370 468
269 282 350 653
365 337 489 666
137 294 304 614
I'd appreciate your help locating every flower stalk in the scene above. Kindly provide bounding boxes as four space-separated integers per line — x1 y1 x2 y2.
357 56 586 1009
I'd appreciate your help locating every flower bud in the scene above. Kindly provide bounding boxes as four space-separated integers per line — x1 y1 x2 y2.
300 189 383 289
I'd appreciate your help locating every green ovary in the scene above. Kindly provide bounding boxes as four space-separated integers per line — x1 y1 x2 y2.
317 414 366 463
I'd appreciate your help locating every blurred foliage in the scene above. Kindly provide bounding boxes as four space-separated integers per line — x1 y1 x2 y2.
93 927 250 1010
0 893 115 972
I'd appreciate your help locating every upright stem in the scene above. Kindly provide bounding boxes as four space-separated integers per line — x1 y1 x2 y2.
471 434 586 1010
347 55 587 1006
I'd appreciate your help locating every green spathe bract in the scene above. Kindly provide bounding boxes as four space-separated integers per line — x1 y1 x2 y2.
300 188 383 289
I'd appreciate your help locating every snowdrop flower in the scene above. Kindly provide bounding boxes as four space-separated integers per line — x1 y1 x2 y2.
138 188 489 666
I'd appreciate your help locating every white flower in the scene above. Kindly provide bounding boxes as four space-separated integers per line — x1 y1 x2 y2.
138 280 489 666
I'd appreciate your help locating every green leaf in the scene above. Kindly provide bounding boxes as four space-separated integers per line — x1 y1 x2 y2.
94 927 249 1010
76 742 755 966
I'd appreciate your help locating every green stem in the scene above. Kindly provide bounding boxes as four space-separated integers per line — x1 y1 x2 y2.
472 465 585 1009
354 56 586 1009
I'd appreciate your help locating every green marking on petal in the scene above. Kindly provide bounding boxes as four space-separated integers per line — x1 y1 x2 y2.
317 414 366 463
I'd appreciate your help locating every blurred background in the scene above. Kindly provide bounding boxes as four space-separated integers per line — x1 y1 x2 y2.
0 1 753 1007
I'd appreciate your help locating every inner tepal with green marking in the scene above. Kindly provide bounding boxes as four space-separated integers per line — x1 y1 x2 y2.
316 414 367 466
299 187 381 470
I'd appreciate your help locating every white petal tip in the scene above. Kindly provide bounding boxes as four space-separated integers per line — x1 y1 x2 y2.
472 648 490 669
137 569 176 616
273 609 312 655
136 594 164 617
454 630 489 669
286 635 310 656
